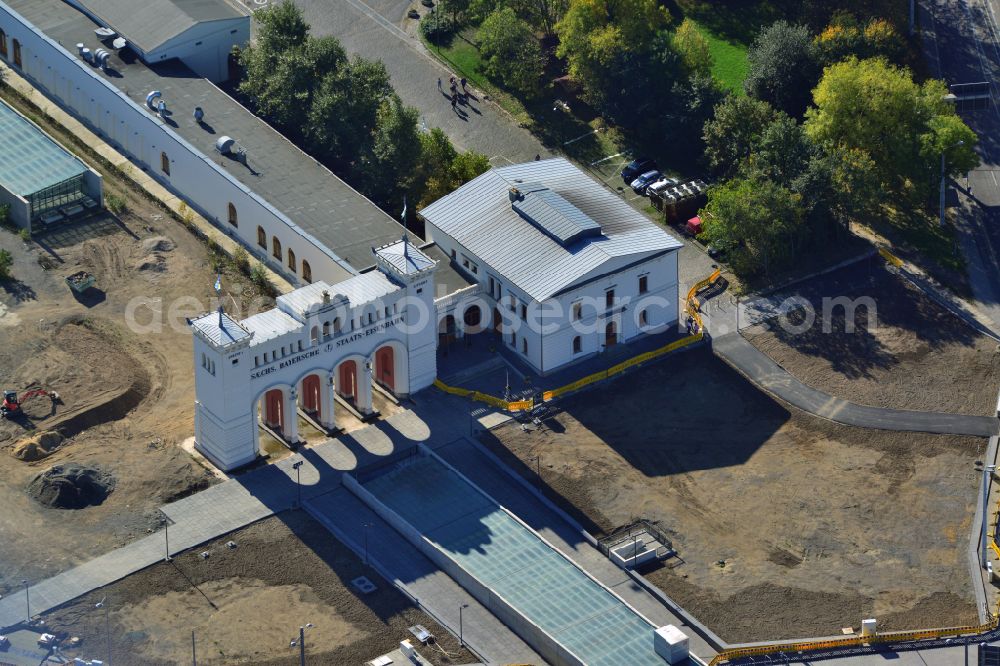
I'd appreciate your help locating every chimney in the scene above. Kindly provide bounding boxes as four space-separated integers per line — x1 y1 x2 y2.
322 290 330 305
508 187 522 203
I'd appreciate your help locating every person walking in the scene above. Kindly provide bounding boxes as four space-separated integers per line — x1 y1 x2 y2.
451 94 458 111
460 77 467 91
437 77 442 91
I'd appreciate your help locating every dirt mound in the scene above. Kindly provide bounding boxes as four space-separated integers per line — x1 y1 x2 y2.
134 254 167 272
27 463 115 509
11 431 64 461
142 237 175 253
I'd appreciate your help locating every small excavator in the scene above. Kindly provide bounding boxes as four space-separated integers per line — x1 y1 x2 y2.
1 389 57 419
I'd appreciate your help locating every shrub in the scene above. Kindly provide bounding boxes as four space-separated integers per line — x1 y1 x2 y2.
0 249 12 280
18 228 31 242
0 203 11 230
421 11 455 45
105 193 126 215
232 246 250 273
249 262 270 293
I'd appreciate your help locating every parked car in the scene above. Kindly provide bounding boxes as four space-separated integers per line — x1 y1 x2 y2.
646 177 679 196
621 158 657 183
631 170 662 194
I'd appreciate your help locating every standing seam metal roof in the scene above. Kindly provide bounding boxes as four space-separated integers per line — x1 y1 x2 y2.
419 158 682 302
70 0 244 53
0 99 89 196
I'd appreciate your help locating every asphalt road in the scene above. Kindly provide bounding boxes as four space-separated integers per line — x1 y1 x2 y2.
922 0 1000 330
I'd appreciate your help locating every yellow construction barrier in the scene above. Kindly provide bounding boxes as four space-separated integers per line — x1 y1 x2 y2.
708 602 1000 666
436 269 720 411
879 247 904 268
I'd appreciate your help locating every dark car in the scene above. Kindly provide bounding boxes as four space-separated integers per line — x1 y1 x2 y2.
621 158 656 184
630 170 662 194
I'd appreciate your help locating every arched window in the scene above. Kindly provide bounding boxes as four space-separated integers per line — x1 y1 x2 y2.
0 30 8 58
639 309 648 327
12 39 21 68
257 226 266 249
160 151 170 175
272 236 281 260
333 317 341 333
227 203 237 227
302 260 312 283
310 326 319 345
287 248 296 272
322 322 330 338
573 336 582 354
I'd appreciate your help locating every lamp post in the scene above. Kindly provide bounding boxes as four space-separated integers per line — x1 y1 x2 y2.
95 597 111 666
459 603 469 648
162 513 172 562
290 622 314 666
940 140 965 227
22 579 29 623
292 459 304 508
363 522 372 566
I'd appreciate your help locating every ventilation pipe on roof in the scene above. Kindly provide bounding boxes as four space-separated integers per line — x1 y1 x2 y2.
508 186 523 203
157 100 168 118
193 107 205 123
76 43 85 56
81 48 93 64
146 90 162 109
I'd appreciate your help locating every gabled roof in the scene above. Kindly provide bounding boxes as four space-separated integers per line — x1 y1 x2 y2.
510 182 601 246
72 0 244 54
419 158 682 302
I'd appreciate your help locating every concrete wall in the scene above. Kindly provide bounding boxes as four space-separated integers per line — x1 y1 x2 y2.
0 3 353 288
0 184 29 230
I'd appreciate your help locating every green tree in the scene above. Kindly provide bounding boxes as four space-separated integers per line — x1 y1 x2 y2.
814 15 905 66
744 21 819 117
703 95 781 177
414 129 491 207
673 19 712 77
805 57 978 194
701 176 804 277
0 249 12 281
555 0 670 108
361 95 423 211
479 8 545 95
666 74 726 160
747 115 813 182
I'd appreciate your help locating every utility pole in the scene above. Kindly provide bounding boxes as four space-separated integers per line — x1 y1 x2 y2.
292 459 303 508
22 580 29 623
298 626 306 666
192 630 197 666
459 603 469 648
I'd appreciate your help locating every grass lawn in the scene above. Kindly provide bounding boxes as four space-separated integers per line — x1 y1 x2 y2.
692 21 750 94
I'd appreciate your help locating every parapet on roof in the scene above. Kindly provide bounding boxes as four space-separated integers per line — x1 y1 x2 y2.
374 237 436 277
190 311 252 347
509 182 601 246
276 272 401 319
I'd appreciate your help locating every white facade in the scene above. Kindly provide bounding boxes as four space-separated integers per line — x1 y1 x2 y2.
190 240 437 471
429 228 679 375
0 3 353 287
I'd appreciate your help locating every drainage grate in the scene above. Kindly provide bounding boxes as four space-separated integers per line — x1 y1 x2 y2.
351 576 377 594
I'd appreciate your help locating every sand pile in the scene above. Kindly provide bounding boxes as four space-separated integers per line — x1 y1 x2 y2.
11 431 64 461
27 463 115 509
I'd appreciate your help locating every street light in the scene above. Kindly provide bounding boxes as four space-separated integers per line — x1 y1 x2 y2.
363 522 372 566
161 513 172 562
290 622 314 666
940 140 965 228
95 596 111 666
21 579 29 623
459 603 469 648
292 459 304 508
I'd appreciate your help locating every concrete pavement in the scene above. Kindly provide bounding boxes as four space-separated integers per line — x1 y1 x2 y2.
712 332 999 437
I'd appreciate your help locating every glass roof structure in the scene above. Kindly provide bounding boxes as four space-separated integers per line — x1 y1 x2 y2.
0 99 89 197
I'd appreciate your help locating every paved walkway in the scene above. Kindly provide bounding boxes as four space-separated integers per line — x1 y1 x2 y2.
712 332 998 437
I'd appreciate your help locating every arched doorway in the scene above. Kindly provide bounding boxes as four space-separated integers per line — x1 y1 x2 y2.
338 360 357 400
605 321 618 347
262 388 284 430
375 346 395 392
301 374 321 418
463 305 483 334
439 315 457 347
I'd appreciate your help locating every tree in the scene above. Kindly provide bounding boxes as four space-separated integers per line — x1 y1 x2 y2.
414 129 491 208
673 19 712 78
703 95 781 177
805 57 978 194
744 21 819 117
360 95 423 211
0 249 12 281
814 15 905 66
701 176 804 277
555 0 670 108
479 8 545 95
665 74 726 160
747 115 813 182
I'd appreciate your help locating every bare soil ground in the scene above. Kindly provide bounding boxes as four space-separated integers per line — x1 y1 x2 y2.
43 512 474 665
0 89 273 597
743 263 1000 415
484 348 985 643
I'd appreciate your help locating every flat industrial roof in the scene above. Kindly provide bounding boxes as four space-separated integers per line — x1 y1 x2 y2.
0 98 89 197
8 0 413 272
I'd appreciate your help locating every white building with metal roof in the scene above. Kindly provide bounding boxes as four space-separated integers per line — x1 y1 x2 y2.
189 239 437 471
420 157 683 375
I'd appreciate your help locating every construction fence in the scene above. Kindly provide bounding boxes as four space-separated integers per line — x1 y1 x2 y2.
434 269 723 412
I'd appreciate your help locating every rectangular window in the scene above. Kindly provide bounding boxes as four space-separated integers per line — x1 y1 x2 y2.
510 331 516 346
572 302 582 321
489 277 495 295
521 338 527 354
606 289 615 308
639 275 648 294
254 356 260 367
520 303 527 321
